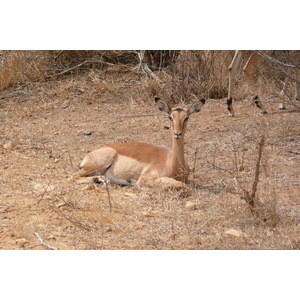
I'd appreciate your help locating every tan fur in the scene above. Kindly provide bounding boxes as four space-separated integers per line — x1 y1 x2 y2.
71 98 205 186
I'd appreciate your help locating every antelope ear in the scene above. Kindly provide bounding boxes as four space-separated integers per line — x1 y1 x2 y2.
187 99 205 115
156 98 171 114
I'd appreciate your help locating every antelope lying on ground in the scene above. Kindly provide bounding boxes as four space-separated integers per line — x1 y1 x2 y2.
71 97 205 186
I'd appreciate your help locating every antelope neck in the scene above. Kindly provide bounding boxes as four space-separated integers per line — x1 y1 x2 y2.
171 135 185 171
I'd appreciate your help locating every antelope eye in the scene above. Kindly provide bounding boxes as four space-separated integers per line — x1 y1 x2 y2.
169 116 173 121
184 116 189 122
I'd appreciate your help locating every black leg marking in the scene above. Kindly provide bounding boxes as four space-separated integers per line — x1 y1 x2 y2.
226 97 232 107
253 96 267 114
226 97 234 116
93 177 104 184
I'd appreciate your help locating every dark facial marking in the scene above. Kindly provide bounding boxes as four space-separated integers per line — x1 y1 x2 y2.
173 108 184 113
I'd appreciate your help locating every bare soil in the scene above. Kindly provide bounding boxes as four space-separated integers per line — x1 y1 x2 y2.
1 70 299 249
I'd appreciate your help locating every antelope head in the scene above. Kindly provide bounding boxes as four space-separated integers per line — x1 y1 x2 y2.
155 97 205 140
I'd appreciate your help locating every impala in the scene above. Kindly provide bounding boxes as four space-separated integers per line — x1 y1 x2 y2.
227 50 300 117
71 97 205 186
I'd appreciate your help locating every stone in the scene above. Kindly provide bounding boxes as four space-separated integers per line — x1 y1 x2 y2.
185 201 201 210
225 229 244 237
152 177 186 190
4 141 13 150
124 192 137 198
15 238 27 246
83 130 92 135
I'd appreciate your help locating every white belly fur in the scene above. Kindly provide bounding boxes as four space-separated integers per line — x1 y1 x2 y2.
108 155 147 181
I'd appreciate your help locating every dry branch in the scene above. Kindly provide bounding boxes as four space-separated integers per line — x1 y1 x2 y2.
254 50 299 69
26 232 58 250
254 50 300 84
50 59 115 78
104 180 112 212
136 51 159 79
241 136 266 210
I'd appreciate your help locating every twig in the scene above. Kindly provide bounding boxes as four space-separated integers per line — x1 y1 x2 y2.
254 51 299 69
54 50 65 60
207 161 234 175
55 208 93 232
37 181 53 205
104 180 112 212
0 50 11 57
50 59 115 79
26 232 58 250
120 113 163 119
0 50 12 70
191 148 199 188
250 136 265 201
241 136 266 210
254 51 300 84
67 150 75 171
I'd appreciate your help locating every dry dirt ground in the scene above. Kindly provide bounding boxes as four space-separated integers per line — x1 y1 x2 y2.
0 70 299 249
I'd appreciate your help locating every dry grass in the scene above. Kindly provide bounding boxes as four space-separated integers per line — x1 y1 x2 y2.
0 51 299 249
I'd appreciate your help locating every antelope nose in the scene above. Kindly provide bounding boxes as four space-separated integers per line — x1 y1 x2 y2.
174 132 182 139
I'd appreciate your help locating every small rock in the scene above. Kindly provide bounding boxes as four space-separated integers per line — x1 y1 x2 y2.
83 130 92 135
4 141 13 150
61 100 70 108
124 192 137 198
185 201 201 210
15 238 27 246
225 229 244 237
152 177 186 190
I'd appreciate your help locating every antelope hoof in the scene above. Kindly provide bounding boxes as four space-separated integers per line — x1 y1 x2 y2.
228 113 234 117
93 177 104 184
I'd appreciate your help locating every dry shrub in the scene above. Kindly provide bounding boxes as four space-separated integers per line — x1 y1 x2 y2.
226 118 297 228
1 50 299 109
150 50 299 106
0 50 134 91
255 50 300 108
169 50 233 100
0 51 51 90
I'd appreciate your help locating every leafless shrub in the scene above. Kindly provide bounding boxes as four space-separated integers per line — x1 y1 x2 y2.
253 50 300 108
1 50 298 109
229 124 282 227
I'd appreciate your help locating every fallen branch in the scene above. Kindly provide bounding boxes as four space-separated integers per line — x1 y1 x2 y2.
48 59 115 79
254 50 299 69
26 232 58 250
136 51 159 79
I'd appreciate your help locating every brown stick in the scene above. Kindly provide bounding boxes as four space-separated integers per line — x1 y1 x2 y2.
241 136 265 209
50 59 115 78
104 180 112 212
